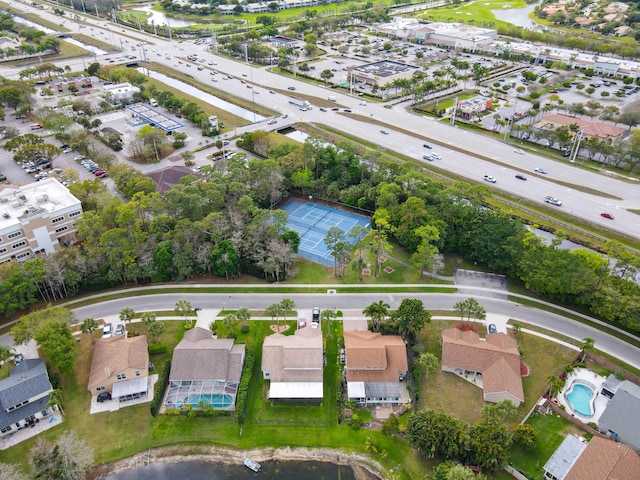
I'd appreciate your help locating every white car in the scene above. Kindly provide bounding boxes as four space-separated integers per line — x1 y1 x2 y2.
544 196 562 206
483 175 497 183
514 149 524 155
534 167 547 174
267 119 277 125
102 323 113 338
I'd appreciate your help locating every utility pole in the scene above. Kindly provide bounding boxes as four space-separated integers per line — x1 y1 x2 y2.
450 96 458 126
569 131 583 164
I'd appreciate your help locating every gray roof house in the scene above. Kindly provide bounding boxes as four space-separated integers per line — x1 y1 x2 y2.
598 380 640 453
262 325 323 402
0 359 54 438
164 327 245 411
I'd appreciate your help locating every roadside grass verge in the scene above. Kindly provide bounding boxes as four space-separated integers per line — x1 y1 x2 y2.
510 412 589 480
148 63 276 117
418 320 575 427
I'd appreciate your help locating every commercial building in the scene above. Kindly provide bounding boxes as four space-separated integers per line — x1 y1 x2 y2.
0 178 82 264
350 60 421 88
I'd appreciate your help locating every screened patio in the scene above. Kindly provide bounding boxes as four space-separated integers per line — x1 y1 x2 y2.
164 379 239 411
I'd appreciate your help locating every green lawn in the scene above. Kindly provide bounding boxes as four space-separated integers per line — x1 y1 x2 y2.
510 412 588 480
421 0 529 28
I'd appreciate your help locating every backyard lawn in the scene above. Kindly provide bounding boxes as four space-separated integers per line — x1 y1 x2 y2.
510 412 589 480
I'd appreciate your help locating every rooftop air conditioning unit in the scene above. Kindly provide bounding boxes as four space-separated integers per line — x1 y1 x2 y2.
2 213 9 219
36 194 49 203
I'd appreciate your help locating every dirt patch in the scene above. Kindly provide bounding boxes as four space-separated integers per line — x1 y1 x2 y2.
270 324 290 333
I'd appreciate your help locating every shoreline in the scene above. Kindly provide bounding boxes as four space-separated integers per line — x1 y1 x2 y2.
89 445 386 480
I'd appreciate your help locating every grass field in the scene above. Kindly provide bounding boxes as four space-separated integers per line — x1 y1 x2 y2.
421 0 528 28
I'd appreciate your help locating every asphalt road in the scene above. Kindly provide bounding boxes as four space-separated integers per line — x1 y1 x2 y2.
4 4 640 239
69 291 640 369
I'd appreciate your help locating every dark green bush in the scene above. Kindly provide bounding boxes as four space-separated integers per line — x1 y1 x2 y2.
236 345 255 426
150 359 171 417
148 342 168 355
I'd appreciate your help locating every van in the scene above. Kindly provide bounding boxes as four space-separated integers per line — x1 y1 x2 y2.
328 96 336 102
149 98 158 107
359 101 367 106
30 123 43 130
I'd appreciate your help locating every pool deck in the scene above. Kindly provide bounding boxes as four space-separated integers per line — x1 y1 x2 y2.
557 368 609 424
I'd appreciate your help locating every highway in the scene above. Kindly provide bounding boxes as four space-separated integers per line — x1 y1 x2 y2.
5 3 640 241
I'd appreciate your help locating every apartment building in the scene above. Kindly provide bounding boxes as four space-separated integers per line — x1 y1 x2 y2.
0 178 82 264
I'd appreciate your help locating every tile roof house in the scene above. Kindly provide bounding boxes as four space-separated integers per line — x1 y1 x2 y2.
145 165 200 194
164 327 245 411
87 335 150 402
543 435 640 480
536 114 626 142
441 328 524 407
262 325 323 402
598 380 640 453
0 359 54 438
344 331 409 406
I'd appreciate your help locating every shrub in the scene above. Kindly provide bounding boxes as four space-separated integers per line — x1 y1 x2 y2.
148 342 168 355
164 409 182 416
150 359 171 417
240 324 250 333
236 345 255 426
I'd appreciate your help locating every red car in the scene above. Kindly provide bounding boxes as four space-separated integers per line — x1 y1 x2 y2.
600 212 614 220
93 170 106 176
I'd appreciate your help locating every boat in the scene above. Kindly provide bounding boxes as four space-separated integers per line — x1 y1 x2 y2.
244 458 261 472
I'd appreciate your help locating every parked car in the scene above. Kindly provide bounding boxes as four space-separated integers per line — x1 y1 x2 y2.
94 170 106 176
484 175 497 183
0 173 7 182
102 323 113 338
600 212 615 220
115 324 125 336
14 353 23 365
380 129 389 134
312 307 320 323
97 392 112 403
515 174 527 181
544 196 562 206
63 148 73 154
267 119 277 125
514 149 524 155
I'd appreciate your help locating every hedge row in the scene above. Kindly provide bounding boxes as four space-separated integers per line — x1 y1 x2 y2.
150 359 171 417
235 345 255 426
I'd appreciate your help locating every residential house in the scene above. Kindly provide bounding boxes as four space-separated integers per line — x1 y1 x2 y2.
543 435 640 480
0 178 82 264
262 324 323 402
0 359 54 437
343 331 409 406
598 380 640 453
164 327 245 411
441 327 524 407
87 335 150 402
145 165 201 194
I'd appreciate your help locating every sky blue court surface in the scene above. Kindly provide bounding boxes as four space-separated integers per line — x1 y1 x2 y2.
281 199 371 266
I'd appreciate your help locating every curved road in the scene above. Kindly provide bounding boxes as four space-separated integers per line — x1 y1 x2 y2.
71 291 640 369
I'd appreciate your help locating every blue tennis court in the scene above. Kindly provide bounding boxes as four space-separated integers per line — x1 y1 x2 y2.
281 199 371 266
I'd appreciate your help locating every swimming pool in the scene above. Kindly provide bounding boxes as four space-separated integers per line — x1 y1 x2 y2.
178 394 233 409
565 382 595 417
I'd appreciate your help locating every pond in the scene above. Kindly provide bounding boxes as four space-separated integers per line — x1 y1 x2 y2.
103 459 361 480
492 1 542 30
135 4 199 28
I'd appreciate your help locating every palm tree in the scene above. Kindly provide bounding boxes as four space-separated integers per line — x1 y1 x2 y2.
580 337 595 363
416 352 439 382
363 300 389 332
547 374 564 399
265 303 282 329
279 298 295 326
80 317 99 344
47 388 64 415
119 307 136 332
140 312 156 325
223 314 239 336
174 299 193 325
147 320 165 343
236 307 251 329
